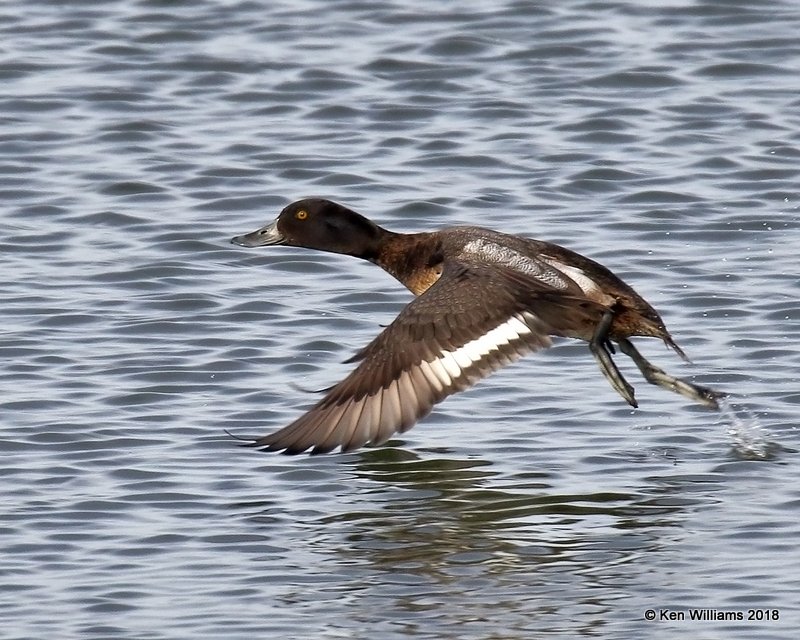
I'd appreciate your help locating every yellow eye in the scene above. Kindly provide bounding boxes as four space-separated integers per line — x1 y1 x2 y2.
296 210 308 220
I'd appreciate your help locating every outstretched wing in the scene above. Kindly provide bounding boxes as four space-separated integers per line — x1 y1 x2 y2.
248 261 605 454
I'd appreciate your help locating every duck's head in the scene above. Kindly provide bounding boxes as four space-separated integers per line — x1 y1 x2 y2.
231 198 387 259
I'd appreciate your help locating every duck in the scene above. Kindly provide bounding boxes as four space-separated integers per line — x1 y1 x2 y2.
231 198 723 455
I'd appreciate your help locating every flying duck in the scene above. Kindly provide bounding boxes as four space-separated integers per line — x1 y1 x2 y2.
231 198 723 454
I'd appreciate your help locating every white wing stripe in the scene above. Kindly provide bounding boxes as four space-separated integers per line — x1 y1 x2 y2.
429 314 534 375
439 352 462 379
417 359 445 394
425 359 452 387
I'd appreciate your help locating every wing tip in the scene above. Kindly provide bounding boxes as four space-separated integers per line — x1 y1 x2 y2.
226 428 364 455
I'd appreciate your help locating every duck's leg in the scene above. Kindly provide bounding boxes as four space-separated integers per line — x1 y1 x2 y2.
617 337 723 409
589 309 638 407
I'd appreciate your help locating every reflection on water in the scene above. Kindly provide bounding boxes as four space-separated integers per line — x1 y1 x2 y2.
343 445 687 539
225 448 712 635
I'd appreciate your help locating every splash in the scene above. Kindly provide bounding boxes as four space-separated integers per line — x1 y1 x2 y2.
718 397 774 460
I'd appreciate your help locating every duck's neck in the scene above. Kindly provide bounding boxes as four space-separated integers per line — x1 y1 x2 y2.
369 231 445 296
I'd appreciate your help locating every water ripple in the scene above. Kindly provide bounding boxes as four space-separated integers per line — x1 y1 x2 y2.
1 0 799 638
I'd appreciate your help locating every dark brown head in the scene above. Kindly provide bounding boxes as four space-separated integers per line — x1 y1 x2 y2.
231 198 387 260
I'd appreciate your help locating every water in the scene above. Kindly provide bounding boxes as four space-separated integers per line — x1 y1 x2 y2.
2 1 799 638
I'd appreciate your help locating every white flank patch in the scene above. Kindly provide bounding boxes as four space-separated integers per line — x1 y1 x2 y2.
540 259 600 296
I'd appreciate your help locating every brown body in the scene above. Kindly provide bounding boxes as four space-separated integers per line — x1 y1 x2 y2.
373 228 681 354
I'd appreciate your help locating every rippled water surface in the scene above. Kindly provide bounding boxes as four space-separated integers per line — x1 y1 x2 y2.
2 1 799 638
